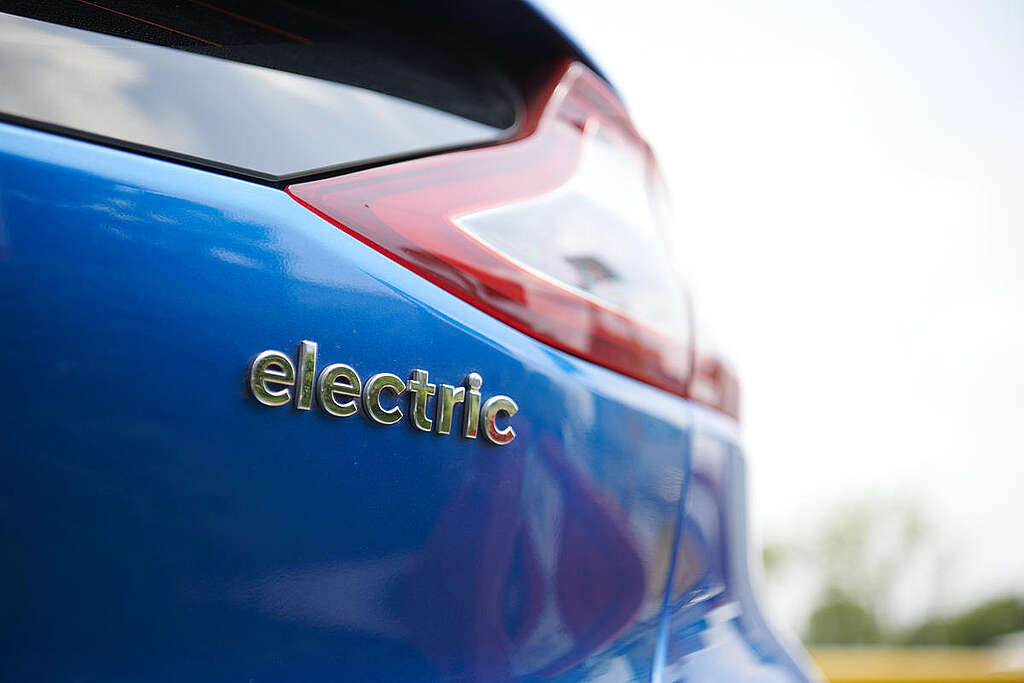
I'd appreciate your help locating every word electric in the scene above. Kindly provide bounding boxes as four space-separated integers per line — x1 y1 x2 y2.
247 340 519 445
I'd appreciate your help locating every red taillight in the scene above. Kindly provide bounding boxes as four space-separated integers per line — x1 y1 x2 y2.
288 63 694 399
689 352 741 421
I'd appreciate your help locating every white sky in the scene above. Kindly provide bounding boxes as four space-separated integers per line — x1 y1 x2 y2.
536 0 1024 627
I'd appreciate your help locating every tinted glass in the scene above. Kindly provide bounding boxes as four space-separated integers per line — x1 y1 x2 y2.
0 12 512 180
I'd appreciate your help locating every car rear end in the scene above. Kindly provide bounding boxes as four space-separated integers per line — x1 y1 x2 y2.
0 2 817 680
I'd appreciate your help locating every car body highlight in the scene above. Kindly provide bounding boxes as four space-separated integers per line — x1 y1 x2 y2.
0 2 817 680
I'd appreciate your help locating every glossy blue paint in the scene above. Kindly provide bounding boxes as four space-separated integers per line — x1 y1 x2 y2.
0 122 814 681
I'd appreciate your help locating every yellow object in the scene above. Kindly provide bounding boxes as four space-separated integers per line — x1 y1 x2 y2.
811 647 1024 682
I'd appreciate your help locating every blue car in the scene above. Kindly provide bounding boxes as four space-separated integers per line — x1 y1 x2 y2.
0 2 817 680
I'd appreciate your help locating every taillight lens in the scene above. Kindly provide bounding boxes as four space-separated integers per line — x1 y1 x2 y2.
689 352 741 421
288 63 693 398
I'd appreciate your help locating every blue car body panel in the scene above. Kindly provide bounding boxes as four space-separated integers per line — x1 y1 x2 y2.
0 122 810 681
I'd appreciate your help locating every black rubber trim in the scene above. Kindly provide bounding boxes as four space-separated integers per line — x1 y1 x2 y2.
0 111 518 188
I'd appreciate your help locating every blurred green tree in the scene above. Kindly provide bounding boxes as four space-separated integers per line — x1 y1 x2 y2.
760 496 1024 646
903 597 1024 646
806 587 883 644
763 496 929 643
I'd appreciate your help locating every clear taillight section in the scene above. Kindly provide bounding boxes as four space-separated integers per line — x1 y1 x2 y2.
288 63 694 399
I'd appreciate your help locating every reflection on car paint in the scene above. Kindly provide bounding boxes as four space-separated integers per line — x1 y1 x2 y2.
0 122 813 681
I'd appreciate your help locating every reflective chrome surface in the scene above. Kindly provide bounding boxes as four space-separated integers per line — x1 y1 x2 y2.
295 339 318 411
464 371 483 439
247 348 517 439
362 372 407 425
481 395 519 445
248 349 296 407
435 383 466 436
407 368 437 432
317 363 361 418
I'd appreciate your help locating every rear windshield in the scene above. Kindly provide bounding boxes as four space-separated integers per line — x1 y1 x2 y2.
0 4 518 181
